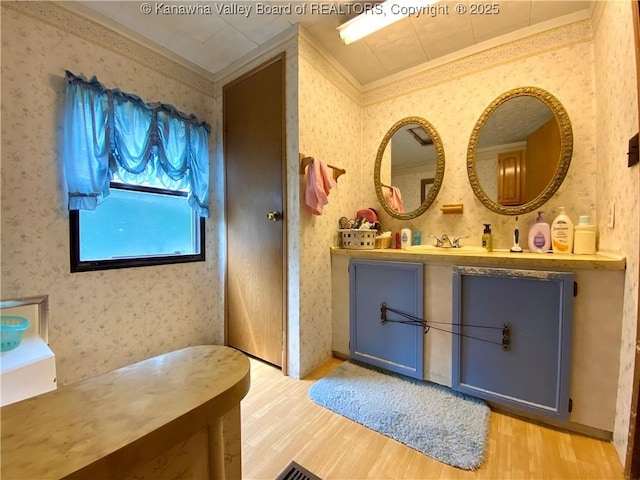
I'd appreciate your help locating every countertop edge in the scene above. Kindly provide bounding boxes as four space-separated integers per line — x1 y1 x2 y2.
0 345 251 480
330 247 626 270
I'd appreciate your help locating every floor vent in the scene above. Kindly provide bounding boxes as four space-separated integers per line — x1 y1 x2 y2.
275 461 321 480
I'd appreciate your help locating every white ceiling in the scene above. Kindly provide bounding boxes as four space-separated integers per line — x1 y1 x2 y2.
71 0 593 86
391 122 436 169
478 95 554 147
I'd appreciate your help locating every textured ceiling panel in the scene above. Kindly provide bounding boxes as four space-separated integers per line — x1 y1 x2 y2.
76 0 593 85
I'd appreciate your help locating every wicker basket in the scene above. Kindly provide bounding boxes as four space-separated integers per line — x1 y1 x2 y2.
339 229 376 249
375 236 392 249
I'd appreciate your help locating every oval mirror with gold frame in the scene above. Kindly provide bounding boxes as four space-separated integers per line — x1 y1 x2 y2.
467 86 573 215
374 116 445 220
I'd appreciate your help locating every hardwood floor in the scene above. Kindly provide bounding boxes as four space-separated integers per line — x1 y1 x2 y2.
241 357 624 480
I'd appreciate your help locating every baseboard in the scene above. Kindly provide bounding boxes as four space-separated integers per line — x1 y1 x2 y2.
332 351 349 360
487 401 613 441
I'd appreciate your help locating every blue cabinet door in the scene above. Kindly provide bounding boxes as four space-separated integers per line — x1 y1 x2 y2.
350 260 423 379
452 267 573 420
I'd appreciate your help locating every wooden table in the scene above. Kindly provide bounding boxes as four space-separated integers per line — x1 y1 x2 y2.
1 345 250 479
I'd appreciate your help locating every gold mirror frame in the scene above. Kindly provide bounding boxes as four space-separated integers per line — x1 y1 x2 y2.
374 116 445 220
467 86 573 215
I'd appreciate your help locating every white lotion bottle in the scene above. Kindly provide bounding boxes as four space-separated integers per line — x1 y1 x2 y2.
574 215 597 254
527 211 551 253
551 207 574 253
400 228 412 249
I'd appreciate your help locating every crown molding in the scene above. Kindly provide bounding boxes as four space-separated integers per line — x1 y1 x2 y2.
2 1 215 97
214 24 299 85
4 1 597 110
297 30 362 106
362 19 593 107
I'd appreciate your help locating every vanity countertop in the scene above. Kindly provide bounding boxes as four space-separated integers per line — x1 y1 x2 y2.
330 246 626 270
0 345 250 480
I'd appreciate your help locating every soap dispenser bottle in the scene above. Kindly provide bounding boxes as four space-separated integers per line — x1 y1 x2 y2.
482 224 493 252
528 211 551 253
551 207 574 253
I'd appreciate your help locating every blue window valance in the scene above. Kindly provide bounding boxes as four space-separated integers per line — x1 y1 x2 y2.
63 70 211 217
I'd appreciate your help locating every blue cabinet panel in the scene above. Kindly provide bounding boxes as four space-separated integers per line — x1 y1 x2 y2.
350 260 423 379
452 267 573 420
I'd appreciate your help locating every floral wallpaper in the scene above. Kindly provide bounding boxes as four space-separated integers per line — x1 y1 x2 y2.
298 35 363 377
592 0 640 462
0 3 219 386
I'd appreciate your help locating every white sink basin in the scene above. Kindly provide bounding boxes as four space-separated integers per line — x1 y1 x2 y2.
406 245 486 253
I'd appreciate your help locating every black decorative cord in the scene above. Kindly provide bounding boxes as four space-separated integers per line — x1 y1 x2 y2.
380 303 511 350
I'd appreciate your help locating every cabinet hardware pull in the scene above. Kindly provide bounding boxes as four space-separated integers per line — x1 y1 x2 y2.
502 323 511 351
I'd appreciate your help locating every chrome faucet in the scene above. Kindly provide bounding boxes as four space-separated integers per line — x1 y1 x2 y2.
429 234 469 248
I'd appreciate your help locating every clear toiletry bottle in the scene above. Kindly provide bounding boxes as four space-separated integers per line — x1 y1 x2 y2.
482 224 493 252
528 211 551 253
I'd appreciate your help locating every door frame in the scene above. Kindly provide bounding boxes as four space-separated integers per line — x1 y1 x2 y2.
222 53 288 375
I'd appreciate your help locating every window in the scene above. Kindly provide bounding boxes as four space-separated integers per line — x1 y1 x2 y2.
70 183 204 272
63 71 210 272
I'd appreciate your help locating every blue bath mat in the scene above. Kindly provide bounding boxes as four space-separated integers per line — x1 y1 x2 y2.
308 361 489 470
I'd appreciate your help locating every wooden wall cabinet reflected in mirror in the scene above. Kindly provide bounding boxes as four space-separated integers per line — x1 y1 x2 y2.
497 150 524 206
496 117 561 207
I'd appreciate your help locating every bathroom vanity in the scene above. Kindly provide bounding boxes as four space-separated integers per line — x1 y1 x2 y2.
331 247 625 436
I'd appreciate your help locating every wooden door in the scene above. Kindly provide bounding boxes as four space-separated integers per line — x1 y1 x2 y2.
223 54 286 369
525 118 561 203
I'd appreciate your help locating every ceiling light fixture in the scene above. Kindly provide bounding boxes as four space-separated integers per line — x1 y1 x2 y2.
337 0 440 45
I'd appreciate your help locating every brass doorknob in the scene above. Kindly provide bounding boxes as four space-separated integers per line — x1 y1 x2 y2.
267 211 282 222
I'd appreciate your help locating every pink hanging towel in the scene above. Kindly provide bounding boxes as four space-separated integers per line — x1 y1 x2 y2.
384 186 405 213
305 159 337 215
